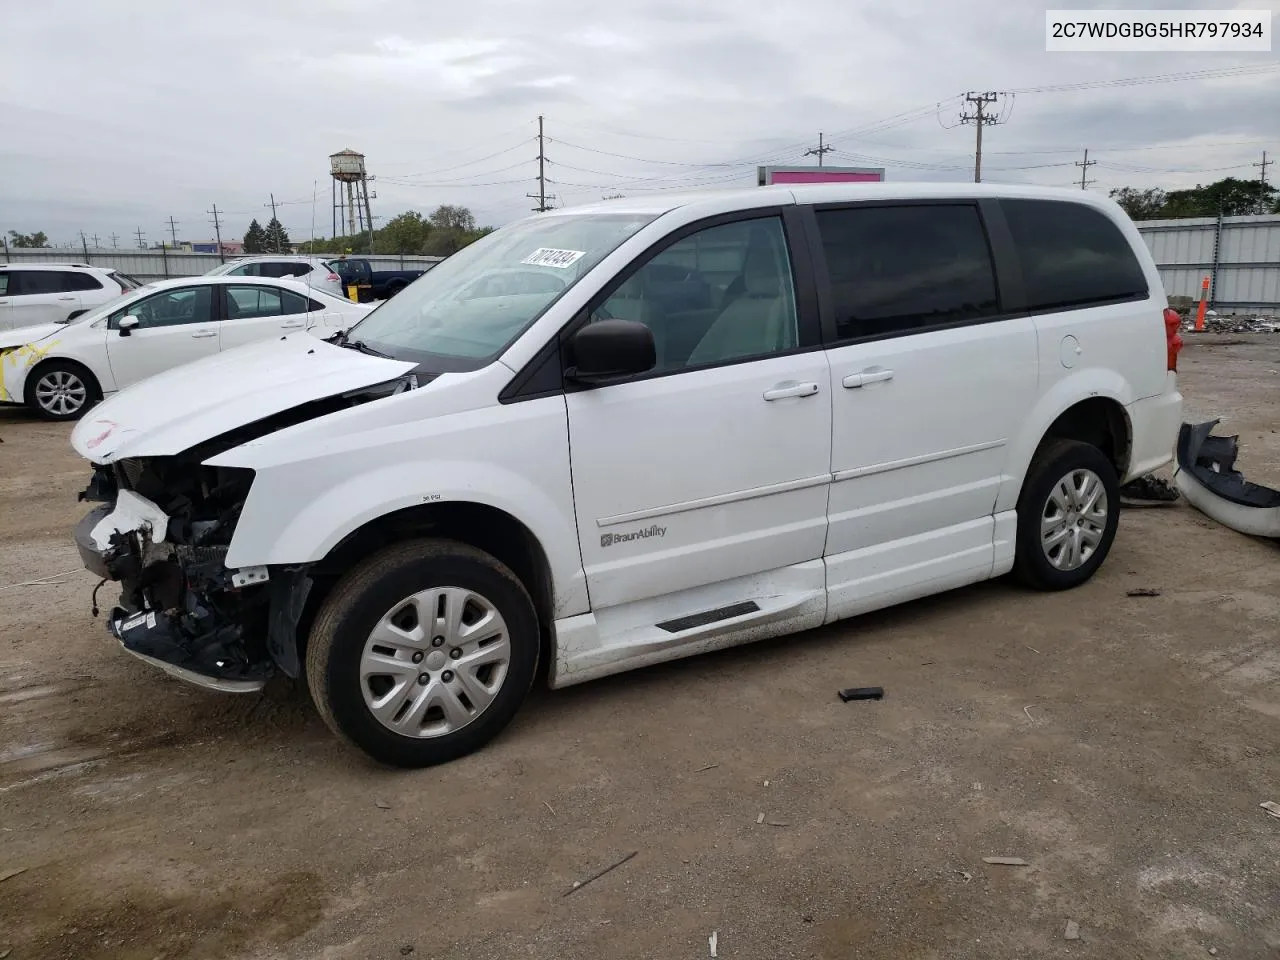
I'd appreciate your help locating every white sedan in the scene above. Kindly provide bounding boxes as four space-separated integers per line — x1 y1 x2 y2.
0 275 373 420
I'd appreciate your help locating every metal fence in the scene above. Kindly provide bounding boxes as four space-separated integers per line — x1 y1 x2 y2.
0 247 444 283
1136 213 1280 313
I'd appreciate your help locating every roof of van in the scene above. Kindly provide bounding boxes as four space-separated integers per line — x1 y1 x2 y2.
541 181 1121 219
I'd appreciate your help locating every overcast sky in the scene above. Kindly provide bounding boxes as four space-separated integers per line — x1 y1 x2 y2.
5 0 1278 247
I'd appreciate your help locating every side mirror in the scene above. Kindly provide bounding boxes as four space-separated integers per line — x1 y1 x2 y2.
567 319 656 383
117 315 139 336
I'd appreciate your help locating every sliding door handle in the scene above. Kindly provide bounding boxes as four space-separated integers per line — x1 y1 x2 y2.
763 381 819 401
842 368 895 389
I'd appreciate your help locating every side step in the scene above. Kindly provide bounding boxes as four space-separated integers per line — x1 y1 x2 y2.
656 600 761 634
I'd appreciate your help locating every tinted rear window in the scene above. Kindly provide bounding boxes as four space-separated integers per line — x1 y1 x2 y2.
1000 199 1148 312
815 203 1000 341
65 272 104 291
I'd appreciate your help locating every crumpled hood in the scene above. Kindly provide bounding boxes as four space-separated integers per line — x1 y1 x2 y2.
0 322 65 350
70 334 416 463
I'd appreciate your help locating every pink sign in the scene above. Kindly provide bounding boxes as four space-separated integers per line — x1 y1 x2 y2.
767 170 883 184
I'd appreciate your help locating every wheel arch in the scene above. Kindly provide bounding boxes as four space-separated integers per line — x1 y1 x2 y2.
291 501 558 683
999 371 1136 512
23 354 103 407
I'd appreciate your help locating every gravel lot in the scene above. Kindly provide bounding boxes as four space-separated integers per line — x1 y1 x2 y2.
2 335 1279 960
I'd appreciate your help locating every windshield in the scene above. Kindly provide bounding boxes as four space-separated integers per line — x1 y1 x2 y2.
342 211 658 371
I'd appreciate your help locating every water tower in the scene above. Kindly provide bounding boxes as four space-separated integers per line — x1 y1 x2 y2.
330 148 375 245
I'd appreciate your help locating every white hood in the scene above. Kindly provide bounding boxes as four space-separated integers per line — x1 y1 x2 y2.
70 334 416 463
0 322 65 350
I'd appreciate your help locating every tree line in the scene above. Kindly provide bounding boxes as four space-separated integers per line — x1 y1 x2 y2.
287 205 494 257
1110 176 1279 220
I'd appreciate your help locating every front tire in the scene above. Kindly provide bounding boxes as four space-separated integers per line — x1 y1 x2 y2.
25 360 99 421
305 538 540 768
1012 439 1120 591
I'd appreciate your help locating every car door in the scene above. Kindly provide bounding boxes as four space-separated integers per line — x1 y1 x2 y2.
3 270 81 328
808 200 1039 622
104 284 221 388
220 283 314 350
564 209 833 624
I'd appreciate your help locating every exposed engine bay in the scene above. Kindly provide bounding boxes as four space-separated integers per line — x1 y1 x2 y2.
72 373 425 693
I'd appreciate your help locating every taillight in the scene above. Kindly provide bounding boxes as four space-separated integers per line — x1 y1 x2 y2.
1164 307 1184 372
327 273 339 282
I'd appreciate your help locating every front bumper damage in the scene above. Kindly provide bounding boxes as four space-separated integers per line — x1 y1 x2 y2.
74 457 310 694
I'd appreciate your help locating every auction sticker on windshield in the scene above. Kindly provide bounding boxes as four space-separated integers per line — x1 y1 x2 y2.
522 248 586 268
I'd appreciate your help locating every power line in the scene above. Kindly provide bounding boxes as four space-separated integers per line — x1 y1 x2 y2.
1076 148 1096 189
804 132 835 167
1007 62 1280 95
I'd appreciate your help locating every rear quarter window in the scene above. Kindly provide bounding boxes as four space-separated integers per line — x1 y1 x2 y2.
999 198 1148 312
66 272 105 291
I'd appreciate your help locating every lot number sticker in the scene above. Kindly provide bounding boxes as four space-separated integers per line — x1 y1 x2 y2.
522 247 586 268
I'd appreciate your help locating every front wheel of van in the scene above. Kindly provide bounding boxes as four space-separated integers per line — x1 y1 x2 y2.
305 538 540 768
1013 439 1120 591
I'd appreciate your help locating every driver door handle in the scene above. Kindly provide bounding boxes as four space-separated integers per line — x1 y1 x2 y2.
281 319 305 329
58 296 77 301
763 381 820 401
190 329 216 339
843 368 895 389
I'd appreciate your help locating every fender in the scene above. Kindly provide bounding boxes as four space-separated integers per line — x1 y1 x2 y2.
223 457 590 620
995 366 1135 513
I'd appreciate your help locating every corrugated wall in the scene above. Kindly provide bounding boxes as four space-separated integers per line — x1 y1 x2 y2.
1136 213 1280 312
0 248 444 282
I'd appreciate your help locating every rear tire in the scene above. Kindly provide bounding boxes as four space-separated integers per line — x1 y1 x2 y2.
1012 439 1120 591
25 360 100 421
305 538 540 768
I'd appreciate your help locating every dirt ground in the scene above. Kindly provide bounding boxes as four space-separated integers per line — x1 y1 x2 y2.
2 335 1279 960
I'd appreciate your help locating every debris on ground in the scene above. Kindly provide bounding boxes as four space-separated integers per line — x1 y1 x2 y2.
0 868 27 884
756 813 765 824
562 850 637 897
709 930 718 958
400 946 415 956
1175 420 1280 539
1184 314 1280 335
374 799 391 810
695 763 719 773
1127 588 1162 597
1120 475 1180 507
1065 920 1080 940
543 801 556 817
982 857 1029 866
1260 800 1280 820
837 686 884 702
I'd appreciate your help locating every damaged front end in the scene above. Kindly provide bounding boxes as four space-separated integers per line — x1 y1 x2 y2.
74 456 306 693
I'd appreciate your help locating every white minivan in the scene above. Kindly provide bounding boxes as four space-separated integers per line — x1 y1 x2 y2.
69 183 1184 768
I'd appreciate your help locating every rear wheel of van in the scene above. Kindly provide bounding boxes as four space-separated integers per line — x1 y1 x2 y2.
1013 439 1120 591
305 538 540 768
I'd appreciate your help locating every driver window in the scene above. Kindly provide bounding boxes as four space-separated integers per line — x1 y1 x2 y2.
590 216 798 375
109 287 214 329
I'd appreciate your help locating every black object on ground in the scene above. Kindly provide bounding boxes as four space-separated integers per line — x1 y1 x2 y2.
1127 588 1161 597
1120 475 1180 505
838 686 885 702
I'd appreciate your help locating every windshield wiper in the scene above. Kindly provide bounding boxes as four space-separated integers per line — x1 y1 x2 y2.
342 337 392 358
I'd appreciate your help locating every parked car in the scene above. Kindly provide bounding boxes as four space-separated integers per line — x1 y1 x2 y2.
67 183 1183 768
329 257 437 301
0 263 143 330
0 275 371 420
206 255 347 299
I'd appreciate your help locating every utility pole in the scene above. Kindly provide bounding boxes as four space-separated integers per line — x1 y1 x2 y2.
528 115 550 212
267 193 281 252
804 132 835 167
208 203 225 263
91 233 101 248
134 227 146 249
959 91 1001 183
79 231 90 262
110 233 119 249
166 216 179 248
1254 150 1272 214
1075 148 1096 190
